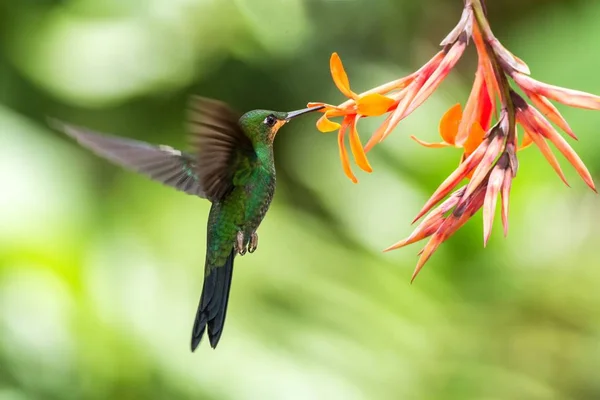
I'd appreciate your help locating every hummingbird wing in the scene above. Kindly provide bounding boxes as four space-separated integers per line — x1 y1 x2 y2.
186 96 254 201
52 120 206 198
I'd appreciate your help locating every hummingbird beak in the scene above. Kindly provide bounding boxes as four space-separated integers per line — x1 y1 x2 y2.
285 105 325 121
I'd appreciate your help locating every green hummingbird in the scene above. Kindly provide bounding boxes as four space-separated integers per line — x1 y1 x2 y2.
52 97 323 351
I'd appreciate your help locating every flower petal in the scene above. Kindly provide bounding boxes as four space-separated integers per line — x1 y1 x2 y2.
363 52 445 151
526 92 577 140
400 41 467 130
455 68 485 146
490 38 530 75
463 121 486 156
307 102 331 111
516 113 570 187
410 135 451 148
337 120 357 183
330 53 357 100
439 103 462 145
412 141 488 223
517 127 533 151
384 187 465 251
500 168 512 237
513 93 596 191
375 51 447 143
472 24 500 117
483 164 505 247
412 186 486 282
348 116 373 173
384 215 444 252
533 114 596 191
357 93 395 116
365 113 394 153
477 78 494 131
513 73 600 110
461 131 505 205
316 113 341 132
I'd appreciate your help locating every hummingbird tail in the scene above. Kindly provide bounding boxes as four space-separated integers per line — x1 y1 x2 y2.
191 250 235 351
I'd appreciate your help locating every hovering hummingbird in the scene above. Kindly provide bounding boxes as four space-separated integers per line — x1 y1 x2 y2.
52 97 323 351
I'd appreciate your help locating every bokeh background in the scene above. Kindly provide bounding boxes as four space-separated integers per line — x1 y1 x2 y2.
1 0 600 399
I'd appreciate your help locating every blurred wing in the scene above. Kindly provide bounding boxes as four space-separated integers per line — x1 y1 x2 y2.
186 96 254 201
53 120 206 198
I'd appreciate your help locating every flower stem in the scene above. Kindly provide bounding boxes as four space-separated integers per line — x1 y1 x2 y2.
469 0 517 171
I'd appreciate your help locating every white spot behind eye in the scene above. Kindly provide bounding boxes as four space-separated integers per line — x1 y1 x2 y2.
264 115 277 126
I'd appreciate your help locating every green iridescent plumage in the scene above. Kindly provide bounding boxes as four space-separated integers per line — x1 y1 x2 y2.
53 97 322 351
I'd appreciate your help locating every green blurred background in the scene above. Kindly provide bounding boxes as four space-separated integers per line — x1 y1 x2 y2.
1 0 600 399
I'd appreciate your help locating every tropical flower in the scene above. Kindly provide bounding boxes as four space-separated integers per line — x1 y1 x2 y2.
310 35 466 182
309 0 600 281
307 53 398 183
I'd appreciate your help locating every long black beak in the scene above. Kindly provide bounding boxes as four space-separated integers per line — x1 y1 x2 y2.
285 105 325 121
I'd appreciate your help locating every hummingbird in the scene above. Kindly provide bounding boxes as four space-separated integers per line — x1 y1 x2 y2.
52 97 323 351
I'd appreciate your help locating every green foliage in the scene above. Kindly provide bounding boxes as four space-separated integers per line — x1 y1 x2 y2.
1 0 599 399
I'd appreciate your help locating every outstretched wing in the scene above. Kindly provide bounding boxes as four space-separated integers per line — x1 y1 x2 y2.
53 120 206 198
186 96 254 201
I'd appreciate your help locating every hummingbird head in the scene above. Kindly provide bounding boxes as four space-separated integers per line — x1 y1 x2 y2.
239 105 324 145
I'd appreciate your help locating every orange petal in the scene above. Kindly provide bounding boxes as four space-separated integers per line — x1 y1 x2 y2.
439 103 462 145
335 77 411 111
410 135 451 148
330 53 357 100
316 113 341 132
337 120 357 183
518 127 533 151
356 93 395 116
463 122 486 156
348 116 372 173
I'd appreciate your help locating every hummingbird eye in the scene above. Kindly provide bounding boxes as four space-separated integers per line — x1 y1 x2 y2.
264 114 277 127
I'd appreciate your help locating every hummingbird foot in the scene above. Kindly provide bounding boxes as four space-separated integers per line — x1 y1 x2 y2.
248 232 258 253
236 231 247 256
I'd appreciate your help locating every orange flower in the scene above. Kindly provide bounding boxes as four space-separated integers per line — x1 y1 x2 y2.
310 0 599 282
410 100 532 177
310 36 467 182
410 103 487 168
309 53 401 182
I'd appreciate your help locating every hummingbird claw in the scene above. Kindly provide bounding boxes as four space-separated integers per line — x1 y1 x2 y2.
236 231 246 256
248 232 258 253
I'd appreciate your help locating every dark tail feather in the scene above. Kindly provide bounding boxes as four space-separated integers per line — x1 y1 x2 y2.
191 250 235 351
